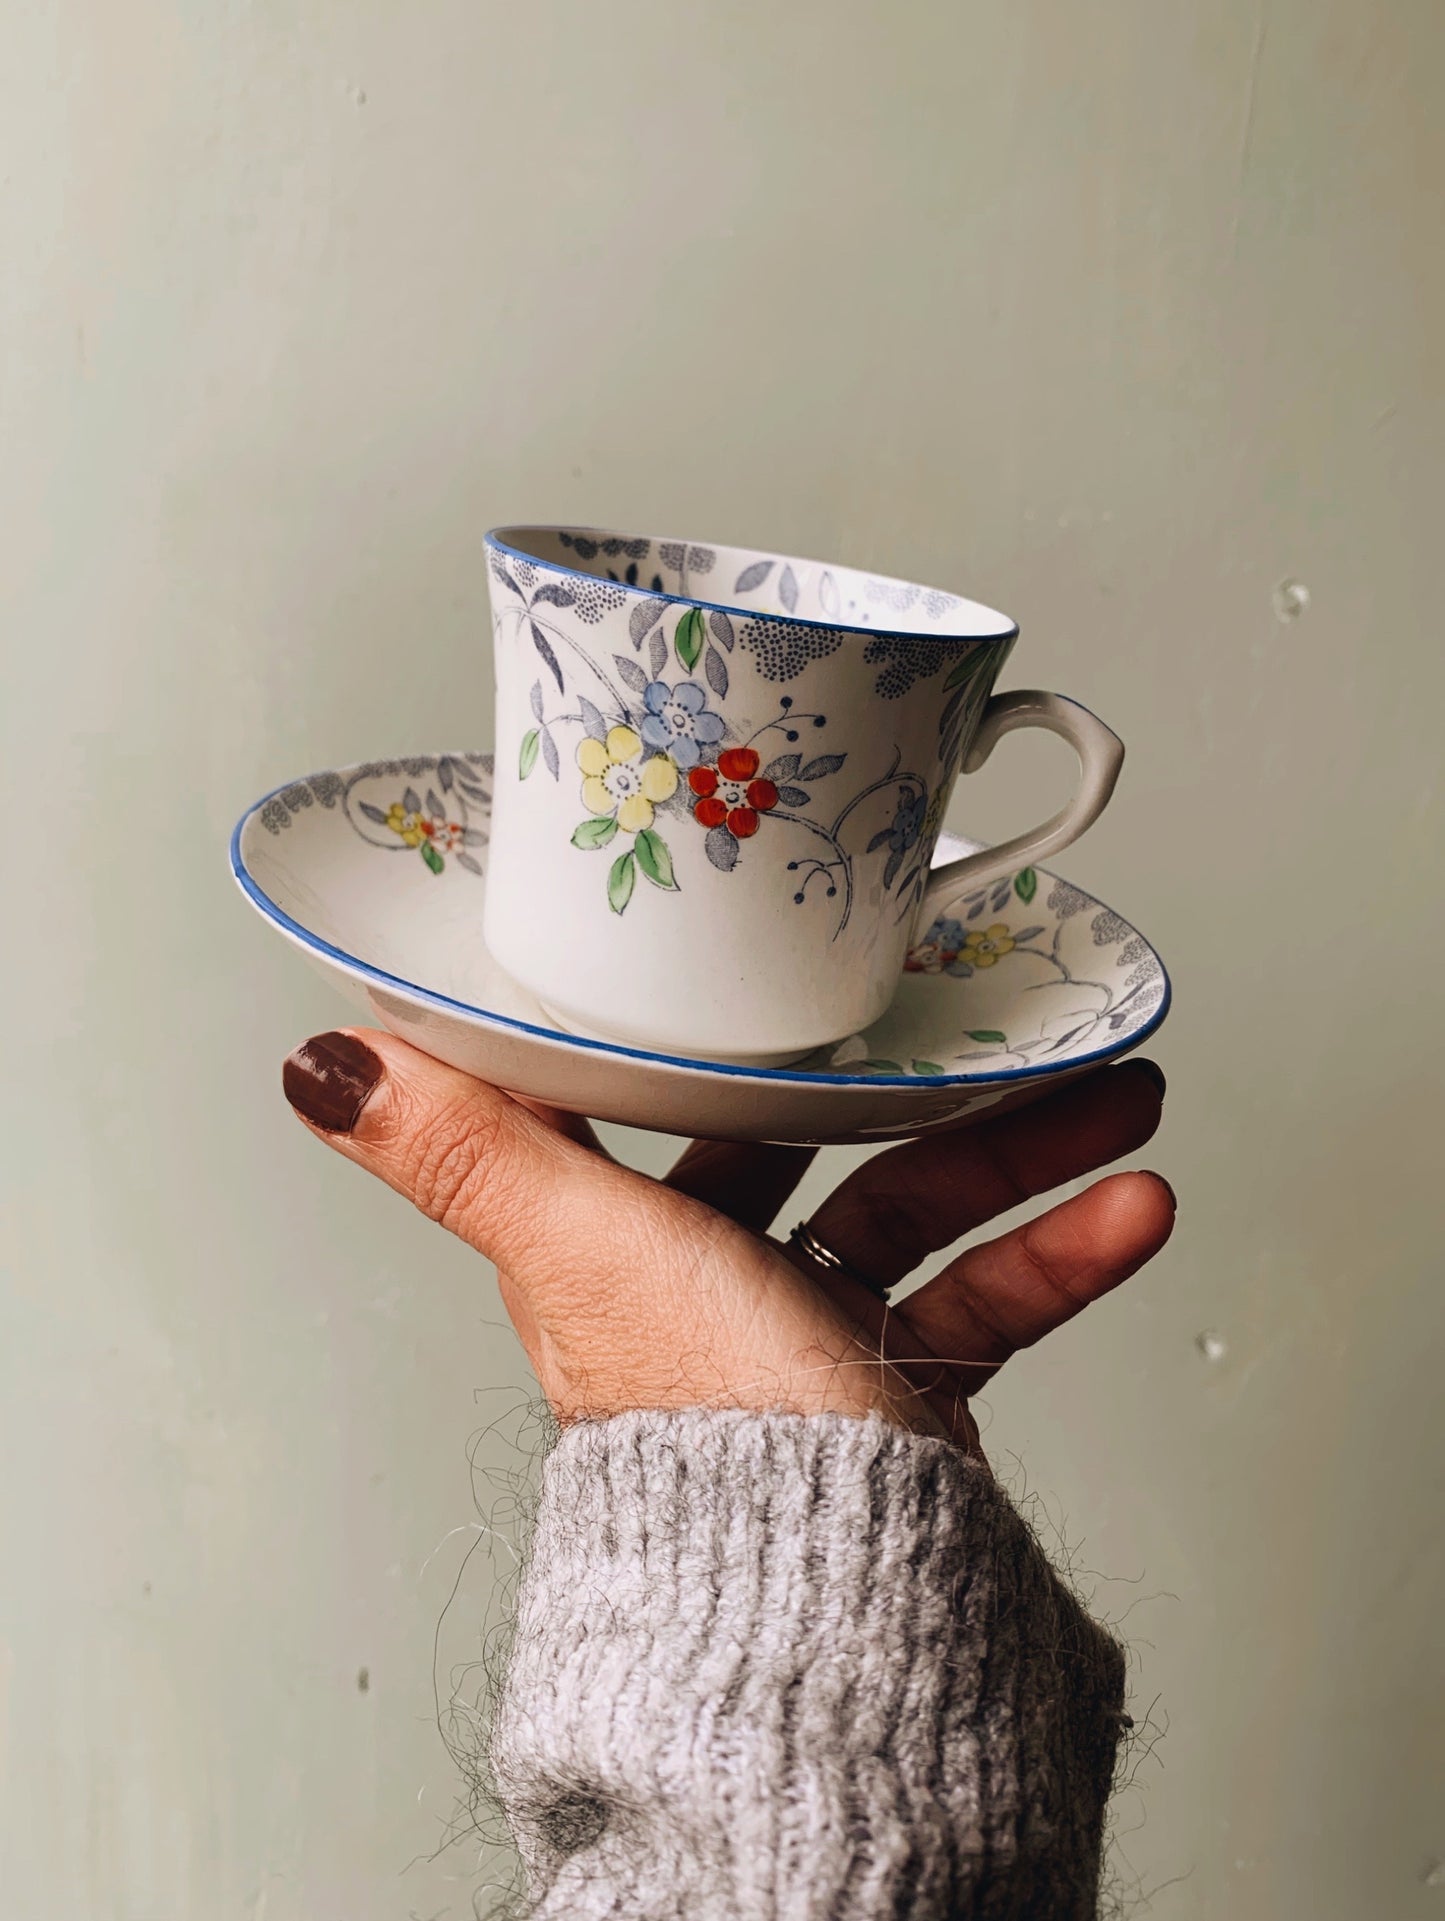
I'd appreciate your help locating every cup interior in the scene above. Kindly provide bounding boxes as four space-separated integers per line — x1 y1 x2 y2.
488 526 1017 641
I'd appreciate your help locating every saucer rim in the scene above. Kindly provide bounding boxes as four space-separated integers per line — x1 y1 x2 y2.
231 762 1171 1091
485 526 1023 649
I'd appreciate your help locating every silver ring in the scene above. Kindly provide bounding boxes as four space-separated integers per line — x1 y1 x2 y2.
788 1221 892 1303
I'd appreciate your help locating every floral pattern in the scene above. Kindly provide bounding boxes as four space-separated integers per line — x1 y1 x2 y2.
486 536 1019 923
577 725 678 833
800 857 1168 1075
251 770 1168 1086
689 747 780 859
259 754 493 878
907 917 1017 972
492 558 943 923
960 924 1016 967
640 680 725 769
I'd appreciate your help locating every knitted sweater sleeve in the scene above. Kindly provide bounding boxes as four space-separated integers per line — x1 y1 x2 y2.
490 1409 1126 1920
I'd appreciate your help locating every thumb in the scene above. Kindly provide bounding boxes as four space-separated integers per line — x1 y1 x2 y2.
280 1028 617 1276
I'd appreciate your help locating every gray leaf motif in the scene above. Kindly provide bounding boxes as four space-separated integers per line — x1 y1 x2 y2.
763 752 802 782
540 727 560 780
704 645 728 699
402 787 421 814
819 570 840 618
776 785 810 806
426 788 443 818
708 609 735 651
734 558 772 594
437 758 455 792
577 696 608 742
779 564 799 613
530 622 565 694
489 557 522 600
705 824 739 872
649 627 668 683
629 599 662 647
529 681 544 721
614 653 648 695
799 754 844 780
1013 925 1046 943
359 802 387 825
532 583 575 608
455 852 483 876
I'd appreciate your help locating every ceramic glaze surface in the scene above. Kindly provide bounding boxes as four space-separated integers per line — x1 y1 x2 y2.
482 528 1121 1061
234 753 1169 1144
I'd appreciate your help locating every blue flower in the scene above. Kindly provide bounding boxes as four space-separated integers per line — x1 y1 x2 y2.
640 680 726 771
886 789 928 854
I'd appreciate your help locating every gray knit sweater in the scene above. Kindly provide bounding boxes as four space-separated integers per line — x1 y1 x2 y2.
491 1410 1126 1919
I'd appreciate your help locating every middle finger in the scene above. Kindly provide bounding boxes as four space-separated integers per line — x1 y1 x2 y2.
803 1060 1166 1292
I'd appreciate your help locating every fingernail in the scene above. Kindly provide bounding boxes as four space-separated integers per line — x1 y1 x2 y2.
283 1032 383 1134
1152 1172 1178 1212
1133 1058 1167 1100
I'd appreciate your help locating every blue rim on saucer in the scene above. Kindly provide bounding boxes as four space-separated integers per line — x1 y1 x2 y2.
231 760 1170 1090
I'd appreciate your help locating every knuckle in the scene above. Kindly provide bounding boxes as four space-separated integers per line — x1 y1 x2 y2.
1014 1222 1091 1325
399 1090 517 1234
854 1159 947 1266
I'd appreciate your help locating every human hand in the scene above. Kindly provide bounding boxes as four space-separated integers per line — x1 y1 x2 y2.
282 1031 1174 1453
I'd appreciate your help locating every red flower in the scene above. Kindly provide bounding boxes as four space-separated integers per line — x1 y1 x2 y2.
689 747 780 841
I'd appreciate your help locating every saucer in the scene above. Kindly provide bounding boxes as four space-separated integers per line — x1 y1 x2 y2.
231 752 1170 1144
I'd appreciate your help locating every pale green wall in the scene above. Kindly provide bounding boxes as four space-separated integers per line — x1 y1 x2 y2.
3 1 1441 1915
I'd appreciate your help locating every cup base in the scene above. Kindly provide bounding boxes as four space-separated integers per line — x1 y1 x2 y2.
537 1002 815 1070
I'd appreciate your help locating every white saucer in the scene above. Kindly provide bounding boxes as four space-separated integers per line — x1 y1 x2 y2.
231 752 1170 1144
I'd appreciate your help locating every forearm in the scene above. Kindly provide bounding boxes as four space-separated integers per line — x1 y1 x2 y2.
491 1410 1126 1920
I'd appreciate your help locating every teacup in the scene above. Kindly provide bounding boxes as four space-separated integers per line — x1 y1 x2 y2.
482 526 1122 1064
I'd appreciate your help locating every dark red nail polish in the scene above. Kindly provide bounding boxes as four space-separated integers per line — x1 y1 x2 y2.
283 1032 383 1134
1134 1058 1167 1100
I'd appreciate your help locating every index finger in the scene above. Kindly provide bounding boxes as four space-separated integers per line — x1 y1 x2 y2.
664 1139 818 1233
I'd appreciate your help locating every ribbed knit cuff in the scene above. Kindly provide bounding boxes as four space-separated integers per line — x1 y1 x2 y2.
492 1409 1125 1920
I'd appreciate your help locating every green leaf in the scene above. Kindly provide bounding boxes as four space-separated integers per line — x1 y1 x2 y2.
571 816 619 850
911 1059 946 1076
966 1029 1007 1044
519 729 540 778
420 840 445 875
674 606 706 673
1014 867 1037 903
634 827 677 889
607 848 636 914
861 1058 905 1073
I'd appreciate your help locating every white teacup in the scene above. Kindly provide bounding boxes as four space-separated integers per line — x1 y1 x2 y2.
483 527 1122 1065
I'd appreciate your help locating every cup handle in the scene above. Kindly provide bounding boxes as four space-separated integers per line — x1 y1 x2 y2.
915 690 1124 932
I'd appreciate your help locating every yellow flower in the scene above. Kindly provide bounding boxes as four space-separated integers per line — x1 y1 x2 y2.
577 726 678 833
961 923 1016 967
385 802 429 848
